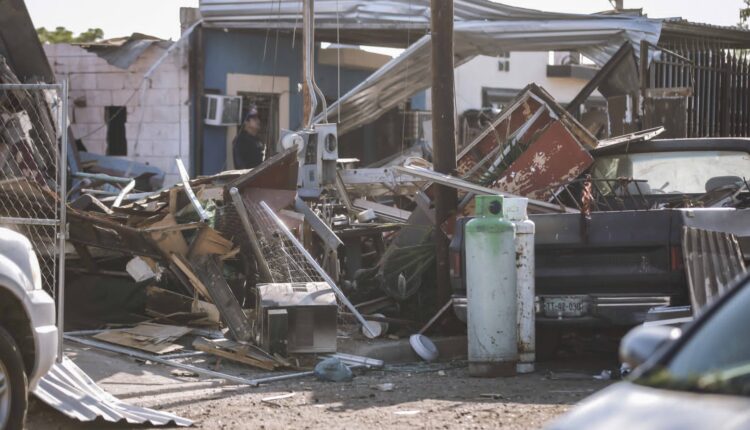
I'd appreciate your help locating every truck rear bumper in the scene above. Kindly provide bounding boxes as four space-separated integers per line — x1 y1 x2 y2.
536 294 672 326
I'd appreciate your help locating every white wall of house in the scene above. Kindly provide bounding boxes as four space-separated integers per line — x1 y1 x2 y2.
44 43 189 186
453 52 593 114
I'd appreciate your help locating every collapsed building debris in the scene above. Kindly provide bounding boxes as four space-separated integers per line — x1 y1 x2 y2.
3 0 750 427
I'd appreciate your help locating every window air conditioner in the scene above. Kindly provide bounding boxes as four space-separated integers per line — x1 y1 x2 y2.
203 94 243 126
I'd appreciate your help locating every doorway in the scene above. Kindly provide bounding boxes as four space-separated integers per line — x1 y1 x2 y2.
237 92 280 158
225 73 290 170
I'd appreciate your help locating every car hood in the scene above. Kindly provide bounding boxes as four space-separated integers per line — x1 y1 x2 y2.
548 382 750 430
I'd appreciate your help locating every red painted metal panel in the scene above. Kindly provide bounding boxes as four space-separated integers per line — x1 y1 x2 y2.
491 121 594 200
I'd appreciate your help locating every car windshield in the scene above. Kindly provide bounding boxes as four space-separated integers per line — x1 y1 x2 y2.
591 150 750 195
637 279 750 396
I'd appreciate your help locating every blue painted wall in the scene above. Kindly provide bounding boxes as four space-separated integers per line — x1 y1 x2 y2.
200 29 374 175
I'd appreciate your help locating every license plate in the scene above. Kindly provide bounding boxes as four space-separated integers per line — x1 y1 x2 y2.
541 296 589 318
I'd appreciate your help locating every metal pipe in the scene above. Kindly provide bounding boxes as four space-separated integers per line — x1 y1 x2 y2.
64 334 262 386
175 157 209 222
0 217 58 226
258 201 376 337
303 0 318 129
112 179 135 208
57 79 69 363
229 187 273 282
330 353 384 368
65 334 368 386
71 171 133 184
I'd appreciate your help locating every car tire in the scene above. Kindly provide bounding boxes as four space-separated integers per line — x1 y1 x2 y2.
0 326 28 430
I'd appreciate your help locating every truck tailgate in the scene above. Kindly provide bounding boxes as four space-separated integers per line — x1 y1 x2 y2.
531 211 682 298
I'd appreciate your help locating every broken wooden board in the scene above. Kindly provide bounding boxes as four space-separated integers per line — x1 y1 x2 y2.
149 214 189 257
187 227 233 260
193 255 254 343
93 323 191 355
170 254 211 300
192 337 279 371
146 286 220 325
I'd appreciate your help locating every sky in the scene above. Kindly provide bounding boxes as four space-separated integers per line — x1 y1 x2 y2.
25 0 746 42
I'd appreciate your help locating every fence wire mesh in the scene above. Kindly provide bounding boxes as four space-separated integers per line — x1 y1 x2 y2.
0 83 66 298
244 199 324 284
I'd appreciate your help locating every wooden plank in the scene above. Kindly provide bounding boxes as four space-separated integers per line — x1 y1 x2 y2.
149 214 189 257
171 254 211 299
192 337 277 371
187 227 233 260
93 323 191 355
146 286 220 325
193 255 254 342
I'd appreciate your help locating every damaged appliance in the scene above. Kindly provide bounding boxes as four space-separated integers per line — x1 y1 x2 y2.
255 282 337 355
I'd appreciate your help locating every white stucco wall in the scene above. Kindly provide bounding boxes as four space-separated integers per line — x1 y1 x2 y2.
454 52 593 114
44 42 189 186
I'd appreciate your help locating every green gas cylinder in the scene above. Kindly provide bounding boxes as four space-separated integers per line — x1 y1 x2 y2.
465 195 518 377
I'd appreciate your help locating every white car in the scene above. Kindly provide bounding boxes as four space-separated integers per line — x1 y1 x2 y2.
0 228 57 429
549 270 750 430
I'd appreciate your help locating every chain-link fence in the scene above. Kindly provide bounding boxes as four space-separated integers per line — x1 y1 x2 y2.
0 83 68 316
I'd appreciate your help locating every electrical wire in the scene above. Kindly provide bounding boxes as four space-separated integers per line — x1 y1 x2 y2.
400 0 414 153
336 0 341 124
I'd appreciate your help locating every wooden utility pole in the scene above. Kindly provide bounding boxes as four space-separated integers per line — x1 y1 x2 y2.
430 0 458 306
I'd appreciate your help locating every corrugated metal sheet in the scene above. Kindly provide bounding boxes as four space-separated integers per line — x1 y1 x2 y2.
314 20 660 135
314 16 660 136
682 226 747 314
199 0 605 26
197 1 661 136
33 357 192 427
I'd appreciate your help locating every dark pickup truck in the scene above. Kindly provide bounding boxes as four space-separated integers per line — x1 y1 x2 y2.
451 138 750 327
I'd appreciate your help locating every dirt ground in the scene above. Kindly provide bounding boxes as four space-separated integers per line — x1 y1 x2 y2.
25 343 615 430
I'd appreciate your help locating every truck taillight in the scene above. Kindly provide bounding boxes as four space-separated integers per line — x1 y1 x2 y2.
450 252 461 278
670 246 684 272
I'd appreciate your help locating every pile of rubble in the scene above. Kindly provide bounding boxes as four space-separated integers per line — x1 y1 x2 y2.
60 83 595 368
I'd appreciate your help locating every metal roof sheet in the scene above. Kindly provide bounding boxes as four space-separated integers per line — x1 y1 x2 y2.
33 357 192 427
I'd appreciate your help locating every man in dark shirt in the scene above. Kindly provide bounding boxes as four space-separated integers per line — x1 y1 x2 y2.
232 105 265 169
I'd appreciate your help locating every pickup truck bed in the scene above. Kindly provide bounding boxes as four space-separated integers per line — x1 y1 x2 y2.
532 208 750 325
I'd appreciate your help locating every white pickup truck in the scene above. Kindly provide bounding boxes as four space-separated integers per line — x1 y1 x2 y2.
0 228 57 429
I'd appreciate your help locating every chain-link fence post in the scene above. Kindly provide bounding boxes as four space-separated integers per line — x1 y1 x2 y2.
57 79 68 362
0 82 67 361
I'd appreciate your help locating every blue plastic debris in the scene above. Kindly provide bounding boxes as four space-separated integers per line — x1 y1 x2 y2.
314 357 353 382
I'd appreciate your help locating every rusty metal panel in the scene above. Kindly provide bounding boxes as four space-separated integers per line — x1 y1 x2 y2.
606 95 640 137
490 121 594 201
456 84 597 189
225 146 299 195
644 96 688 138
682 226 747 314
456 90 547 183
